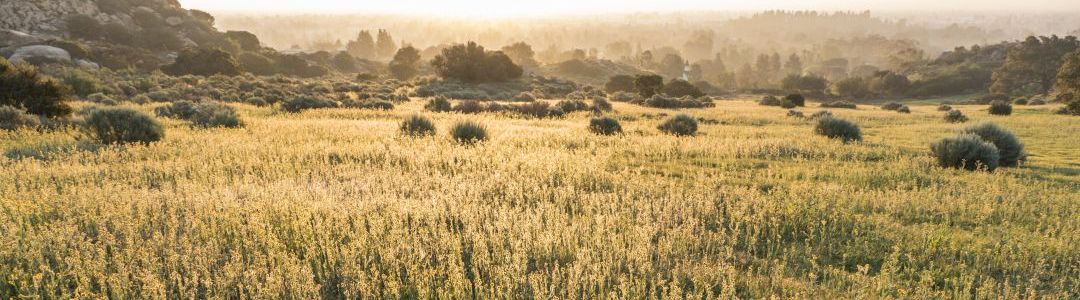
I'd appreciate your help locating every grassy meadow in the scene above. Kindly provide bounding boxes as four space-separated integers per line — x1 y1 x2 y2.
1 99 1077 298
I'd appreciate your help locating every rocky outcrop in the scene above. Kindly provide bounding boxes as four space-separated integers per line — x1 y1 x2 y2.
0 0 100 34
7 45 72 64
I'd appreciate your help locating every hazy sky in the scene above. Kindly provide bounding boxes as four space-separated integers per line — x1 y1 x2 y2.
181 0 1080 17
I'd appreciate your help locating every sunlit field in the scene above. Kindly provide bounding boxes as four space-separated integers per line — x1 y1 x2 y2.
1 99 1076 298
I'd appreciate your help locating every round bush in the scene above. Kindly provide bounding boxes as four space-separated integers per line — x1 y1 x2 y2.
784 94 806 107
591 97 613 112
657 114 698 136
154 100 199 119
758 95 781 106
452 100 484 114
931 134 1000 171
814 117 862 143
588 117 622 135
281 97 338 113
450 121 488 144
897 105 911 113
780 99 797 109
400 114 436 137
83 107 164 145
937 104 953 111
191 103 243 128
988 100 1012 116
960 122 1025 167
944 110 969 123
424 96 453 112
0 106 41 131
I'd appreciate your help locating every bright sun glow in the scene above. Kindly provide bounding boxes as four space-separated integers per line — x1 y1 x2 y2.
179 0 1080 17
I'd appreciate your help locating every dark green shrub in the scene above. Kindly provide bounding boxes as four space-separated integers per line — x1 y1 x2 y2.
0 58 72 117
424 96 452 112
644 94 713 108
83 107 164 145
400 114 436 136
657 114 698 136
820 101 857 109
246 97 268 106
814 117 862 143
452 100 484 114
588 117 622 135
780 99 796 109
191 102 242 128
897 105 911 113
450 121 488 144
431 42 522 82
661 79 704 98
937 104 953 111
154 100 199 119
343 99 394 110
988 100 1012 115
931 134 1000 171
944 110 969 123
162 48 241 76
961 122 1026 167
512 101 550 118
591 97 612 112
758 95 781 106
784 94 806 107
556 100 589 113
881 102 903 111
0 106 42 131
281 97 338 113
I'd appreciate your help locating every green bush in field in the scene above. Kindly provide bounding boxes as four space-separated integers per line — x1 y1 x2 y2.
961 122 1025 167
155 100 199 119
897 105 911 113
988 100 1012 115
451 120 488 144
0 57 72 117
281 97 338 113
83 107 164 145
452 100 484 114
814 117 862 143
944 110 969 123
588 117 622 135
62 69 103 97
931 133 1001 171
657 114 698 136
780 99 797 109
591 97 613 112
758 95 781 106
424 96 453 112
190 102 243 128
937 104 953 111
0 106 41 131
785 94 806 107
400 114 436 137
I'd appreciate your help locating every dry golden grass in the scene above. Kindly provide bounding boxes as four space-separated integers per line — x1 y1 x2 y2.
1 99 1077 298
